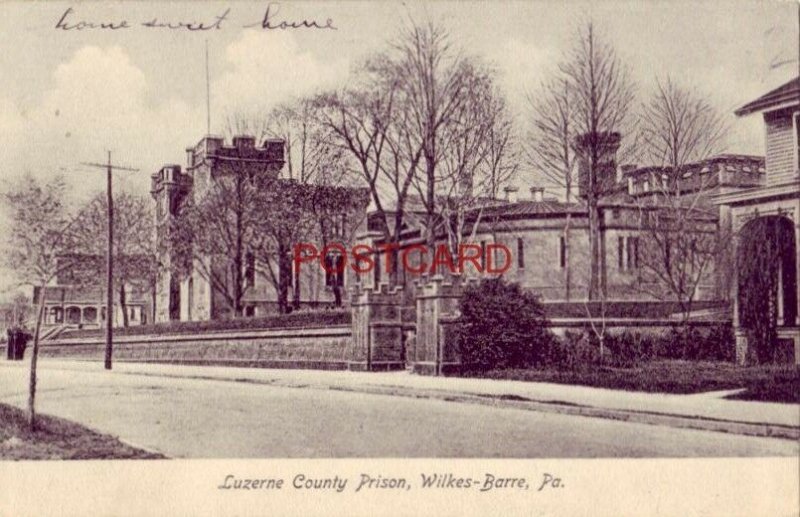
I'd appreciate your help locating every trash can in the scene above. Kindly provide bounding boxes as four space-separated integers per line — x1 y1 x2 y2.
6 328 30 361
15 331 30 360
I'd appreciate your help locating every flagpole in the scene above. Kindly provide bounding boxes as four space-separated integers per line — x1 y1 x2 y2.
206 39 211 135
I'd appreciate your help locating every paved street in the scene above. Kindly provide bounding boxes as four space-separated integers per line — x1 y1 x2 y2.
0 362 797 458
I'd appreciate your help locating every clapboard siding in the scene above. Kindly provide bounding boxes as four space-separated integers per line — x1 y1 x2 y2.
765 111 797 186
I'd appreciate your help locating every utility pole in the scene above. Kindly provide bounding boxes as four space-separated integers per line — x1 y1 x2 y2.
80 152 138 370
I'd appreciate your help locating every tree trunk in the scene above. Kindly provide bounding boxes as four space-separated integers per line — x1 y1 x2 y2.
233 255 243 318
234 183 244 318
292 261 301 310
151 282 157 324
28 284 47 430
119 283 129 327
333 284 342 308
277 244 290 314
564 213 572 301
587 201 602 301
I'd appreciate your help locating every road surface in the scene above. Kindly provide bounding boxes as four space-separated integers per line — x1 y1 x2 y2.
0 362 796 458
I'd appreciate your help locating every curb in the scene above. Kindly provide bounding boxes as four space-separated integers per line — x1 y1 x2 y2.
299 382 800 441
332 385 800 441
4 361 798 442
88 369 800 441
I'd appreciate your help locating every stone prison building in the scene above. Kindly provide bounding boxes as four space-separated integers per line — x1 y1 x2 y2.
149 132 766 324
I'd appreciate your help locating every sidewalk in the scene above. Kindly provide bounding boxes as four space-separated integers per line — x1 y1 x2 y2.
4 359 798 439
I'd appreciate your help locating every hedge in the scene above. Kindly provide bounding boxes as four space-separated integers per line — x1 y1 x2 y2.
57 309 351 340
541 300 728 319
544 324 735 369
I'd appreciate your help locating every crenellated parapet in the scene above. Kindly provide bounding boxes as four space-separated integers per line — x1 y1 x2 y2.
348 282 406 371
411 273 476 375
150 164 192 202
350 282 404 303
415 273 476 302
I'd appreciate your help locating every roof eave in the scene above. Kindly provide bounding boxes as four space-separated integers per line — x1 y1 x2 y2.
735 94 800 117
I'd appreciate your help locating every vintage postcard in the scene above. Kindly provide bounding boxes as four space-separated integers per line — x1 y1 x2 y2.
0 1 798 516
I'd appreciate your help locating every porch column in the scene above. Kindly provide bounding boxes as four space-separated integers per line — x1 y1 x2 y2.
731 233 740 328
777 258 784 325
730 231 750 364
795 218 800 326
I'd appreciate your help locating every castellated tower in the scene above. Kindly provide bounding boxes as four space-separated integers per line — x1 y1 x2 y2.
152 135 286 323
150 164 192 322
185 135 285 199
574 131 622 199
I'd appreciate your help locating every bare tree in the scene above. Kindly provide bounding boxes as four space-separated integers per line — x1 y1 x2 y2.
391 20 479 251
248 178 316 314
636 204 728 322
639 77 728 173
431 76 519 265
3 174 80 429
225 99 362 305
306 185 370 307
525 77 576 202
320 19 519 286
526 23 636 301
226 99 354 187
0 292 32 330
315 56 422 285
561 23 637 300
525 77 579 299
71 192 157 327
169 161 269 318
633 78 730 323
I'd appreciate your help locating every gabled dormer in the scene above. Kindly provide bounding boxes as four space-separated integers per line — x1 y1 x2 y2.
736 77 800 187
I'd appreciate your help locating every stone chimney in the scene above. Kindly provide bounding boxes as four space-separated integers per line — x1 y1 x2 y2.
530 186 545 202
574 131 621 199
504 186 519 203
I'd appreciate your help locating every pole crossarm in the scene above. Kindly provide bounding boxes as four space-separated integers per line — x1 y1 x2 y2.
80 162 139 172
78 153 139 370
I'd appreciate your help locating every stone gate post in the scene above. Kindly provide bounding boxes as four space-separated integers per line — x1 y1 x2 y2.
412 274 470 376
348 283 405 371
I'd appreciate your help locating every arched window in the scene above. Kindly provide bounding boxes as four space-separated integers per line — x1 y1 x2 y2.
66 306 81 324
82 307 97 323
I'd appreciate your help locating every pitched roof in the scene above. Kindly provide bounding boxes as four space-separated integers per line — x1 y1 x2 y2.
735 76 800 116
470 199 586 220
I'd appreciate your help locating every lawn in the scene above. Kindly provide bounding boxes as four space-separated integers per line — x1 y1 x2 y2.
0 403 164 460
473 361 799 403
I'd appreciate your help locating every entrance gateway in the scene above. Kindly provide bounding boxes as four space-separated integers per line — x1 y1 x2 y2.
714 76 800 364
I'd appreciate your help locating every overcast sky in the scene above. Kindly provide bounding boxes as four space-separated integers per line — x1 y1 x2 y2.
0 1 796 293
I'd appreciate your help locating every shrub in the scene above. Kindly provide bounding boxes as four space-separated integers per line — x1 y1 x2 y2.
544 324 735 371
652 324 734 362
544 331 602 371
604 331 654 367
453 278 554 371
